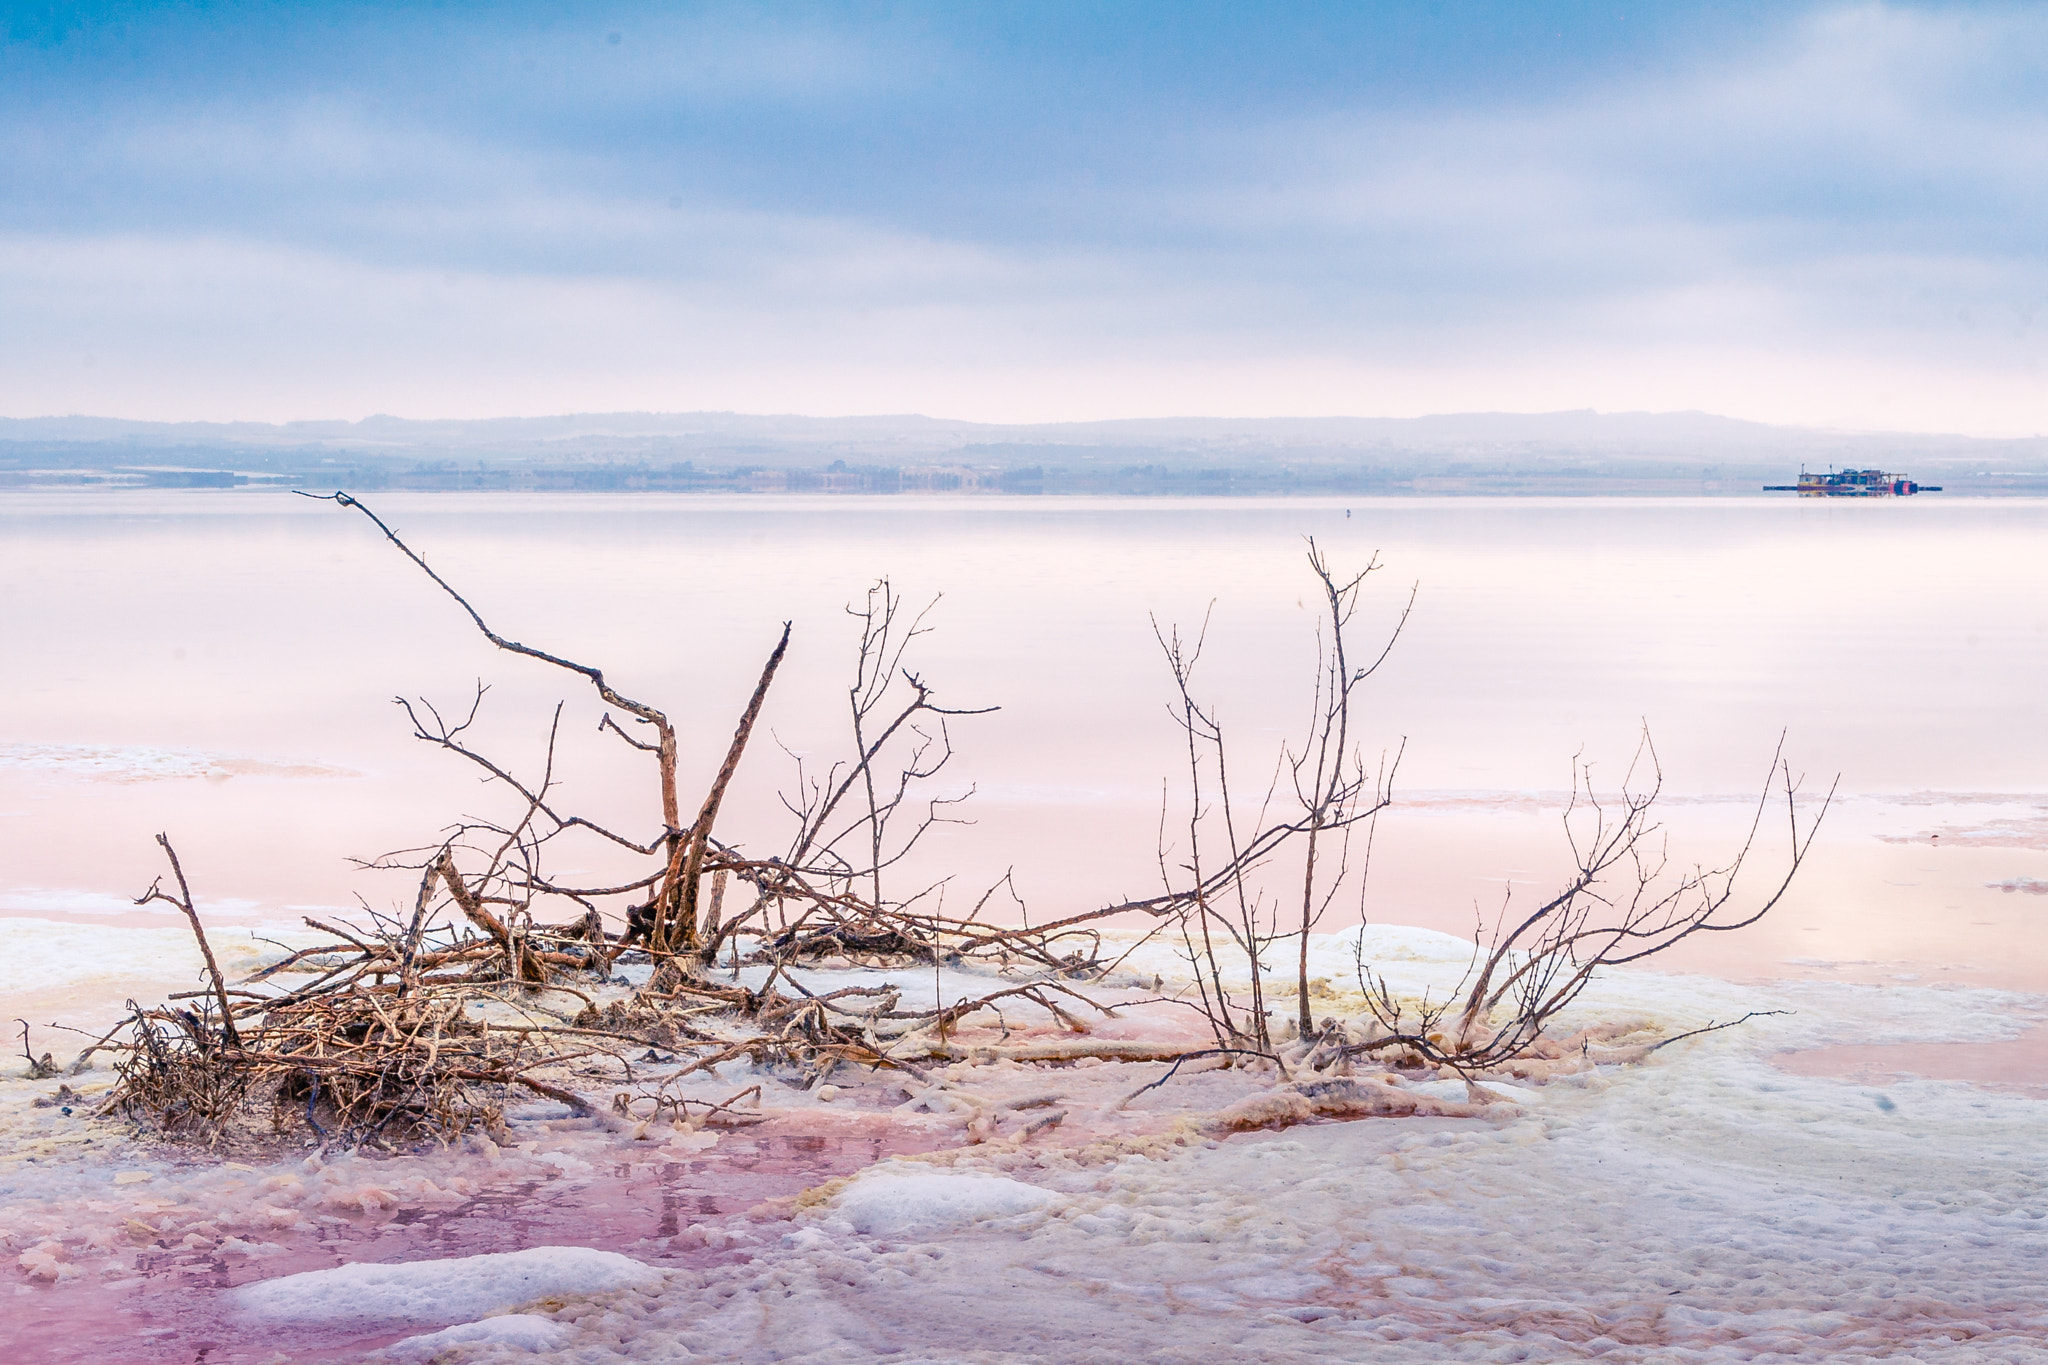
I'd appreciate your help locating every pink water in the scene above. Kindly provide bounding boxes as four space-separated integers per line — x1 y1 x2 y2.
5 491 2047 1359
6 491 2045 987
1777 1022 2048 1093
11 1117 950 1365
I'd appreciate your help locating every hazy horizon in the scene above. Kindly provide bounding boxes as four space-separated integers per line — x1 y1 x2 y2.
4 404 2039 445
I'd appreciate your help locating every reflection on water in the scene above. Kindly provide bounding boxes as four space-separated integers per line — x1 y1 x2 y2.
3 491 2045 999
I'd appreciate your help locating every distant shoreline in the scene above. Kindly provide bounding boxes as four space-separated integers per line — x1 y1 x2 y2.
6 467 2047 496
9 408 2045 496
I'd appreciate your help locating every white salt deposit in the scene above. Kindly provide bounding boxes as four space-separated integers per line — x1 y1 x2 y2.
1 915 329 1039
7 917 2045 1361
1110 921 1492 999
0 741 353 783
831 1167 1060 1235
1 916 324 997
497 1053 2048 1361
386 1313 576 1357
233 1246 663 1328
360 940 2041 1363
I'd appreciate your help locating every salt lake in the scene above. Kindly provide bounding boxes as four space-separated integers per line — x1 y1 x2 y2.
4 490 2046 1363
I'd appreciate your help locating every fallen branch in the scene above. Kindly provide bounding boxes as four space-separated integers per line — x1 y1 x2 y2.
135 834 241 1049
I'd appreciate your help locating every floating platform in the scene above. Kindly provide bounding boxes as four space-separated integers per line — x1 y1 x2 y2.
1763 469 1941 497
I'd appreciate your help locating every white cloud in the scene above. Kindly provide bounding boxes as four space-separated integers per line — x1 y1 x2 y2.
4 3 2045 432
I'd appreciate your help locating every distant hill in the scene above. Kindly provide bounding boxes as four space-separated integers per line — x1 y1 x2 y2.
4 410 2042 495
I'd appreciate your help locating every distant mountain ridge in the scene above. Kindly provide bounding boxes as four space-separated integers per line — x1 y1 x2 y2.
0 407 1980 453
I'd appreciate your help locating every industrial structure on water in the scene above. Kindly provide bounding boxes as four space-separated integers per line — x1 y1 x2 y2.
1763 469 1942 497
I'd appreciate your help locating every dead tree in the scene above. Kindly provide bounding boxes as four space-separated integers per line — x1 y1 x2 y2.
93 496 1108 1146
306 497 1071 988
1354 729 1833 1071
89 499 1834 1149
300 491 786 961
758 579 997 950
1125 542 1824 1068
1138 541 1411 1051
1286 544 1412 1034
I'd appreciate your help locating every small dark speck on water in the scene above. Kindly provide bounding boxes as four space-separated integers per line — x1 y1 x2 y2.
1874 1094 1897 1112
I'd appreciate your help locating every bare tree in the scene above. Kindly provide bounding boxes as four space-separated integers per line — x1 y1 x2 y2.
1353 730 1833 1071
1286 544 1413 1034
299 491 787 962
1140 540 1411 1050
775 579 994 925
96 497 1088 1146
1127 542 1827 1073
91 498 1833 1151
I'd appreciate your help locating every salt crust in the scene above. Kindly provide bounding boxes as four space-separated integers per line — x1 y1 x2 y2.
7 923 2048 1360
2 916 329 1043
380 931 2048 1363
501 1053 2048 1362
0 740 351 783
2 916 315 995
732 962 1095 1016
831 1170 1061 1236
386 1313 574 1356
234 1246 662 1327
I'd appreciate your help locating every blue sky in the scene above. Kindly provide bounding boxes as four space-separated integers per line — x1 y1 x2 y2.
3 1 2043 432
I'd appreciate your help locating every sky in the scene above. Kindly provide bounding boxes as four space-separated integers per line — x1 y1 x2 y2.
2 1 2044 433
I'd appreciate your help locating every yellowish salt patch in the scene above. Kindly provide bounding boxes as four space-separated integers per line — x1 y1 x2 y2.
661 1130 720 1155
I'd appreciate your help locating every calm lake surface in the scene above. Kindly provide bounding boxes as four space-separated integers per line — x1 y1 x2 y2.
4 491 2045 1007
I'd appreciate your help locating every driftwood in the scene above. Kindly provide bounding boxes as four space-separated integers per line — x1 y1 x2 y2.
92 494 1826 1150
99 836 1130 1147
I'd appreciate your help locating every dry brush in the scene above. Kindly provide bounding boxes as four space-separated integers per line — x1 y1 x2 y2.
86 493 1830 1147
